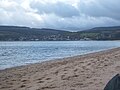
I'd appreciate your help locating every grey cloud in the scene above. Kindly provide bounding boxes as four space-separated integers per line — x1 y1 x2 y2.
78 0 120 20
30 1 80 17
0 0 120 31
39 14 120 31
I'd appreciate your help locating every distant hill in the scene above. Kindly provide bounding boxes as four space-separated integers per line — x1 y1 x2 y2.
0 26 69 41
86 26 120 31
78 26 120 40
0 26 120 41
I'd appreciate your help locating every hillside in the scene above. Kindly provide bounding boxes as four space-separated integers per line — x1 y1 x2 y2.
0 26 120 41
78 26 120 40
0 26 69 41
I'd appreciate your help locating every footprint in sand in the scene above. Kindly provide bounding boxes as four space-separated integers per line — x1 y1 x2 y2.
45 77 51 80
20 84 26 88
37 80 44 83
115 66 120 71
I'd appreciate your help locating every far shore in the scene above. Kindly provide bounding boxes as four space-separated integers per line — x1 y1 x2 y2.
0 47 120 90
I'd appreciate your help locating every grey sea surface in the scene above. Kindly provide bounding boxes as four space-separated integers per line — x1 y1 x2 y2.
0 41 120 69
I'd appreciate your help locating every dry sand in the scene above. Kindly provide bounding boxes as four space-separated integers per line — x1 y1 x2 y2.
0 47 120 90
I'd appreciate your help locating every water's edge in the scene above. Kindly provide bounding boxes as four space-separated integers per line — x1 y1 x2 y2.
0 47 119 71
0 41 120 69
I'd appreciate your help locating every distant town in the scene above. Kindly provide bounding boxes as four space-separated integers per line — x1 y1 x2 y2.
0 26 120 41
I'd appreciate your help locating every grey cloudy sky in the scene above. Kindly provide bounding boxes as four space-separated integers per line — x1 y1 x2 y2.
0 0 120 31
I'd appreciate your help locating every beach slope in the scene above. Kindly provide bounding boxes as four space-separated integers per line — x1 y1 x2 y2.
0 48 120 90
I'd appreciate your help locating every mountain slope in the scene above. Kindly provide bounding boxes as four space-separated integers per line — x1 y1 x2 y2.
0 26 69 41
78 26 120 40
0 26 120 41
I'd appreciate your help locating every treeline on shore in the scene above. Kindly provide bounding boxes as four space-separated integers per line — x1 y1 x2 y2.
0 26 120 41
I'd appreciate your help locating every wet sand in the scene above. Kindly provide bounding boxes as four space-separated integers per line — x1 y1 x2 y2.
0 47 120 90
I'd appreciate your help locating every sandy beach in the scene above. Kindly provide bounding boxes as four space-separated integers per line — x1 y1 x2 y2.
0 47 120 90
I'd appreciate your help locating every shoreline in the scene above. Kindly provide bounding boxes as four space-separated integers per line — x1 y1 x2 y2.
0 47 120 90
0 47 118 71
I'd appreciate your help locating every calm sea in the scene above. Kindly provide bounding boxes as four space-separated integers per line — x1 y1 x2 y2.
0 41 120 69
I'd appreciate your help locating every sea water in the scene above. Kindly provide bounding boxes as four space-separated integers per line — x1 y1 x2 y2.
0 41 120 69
